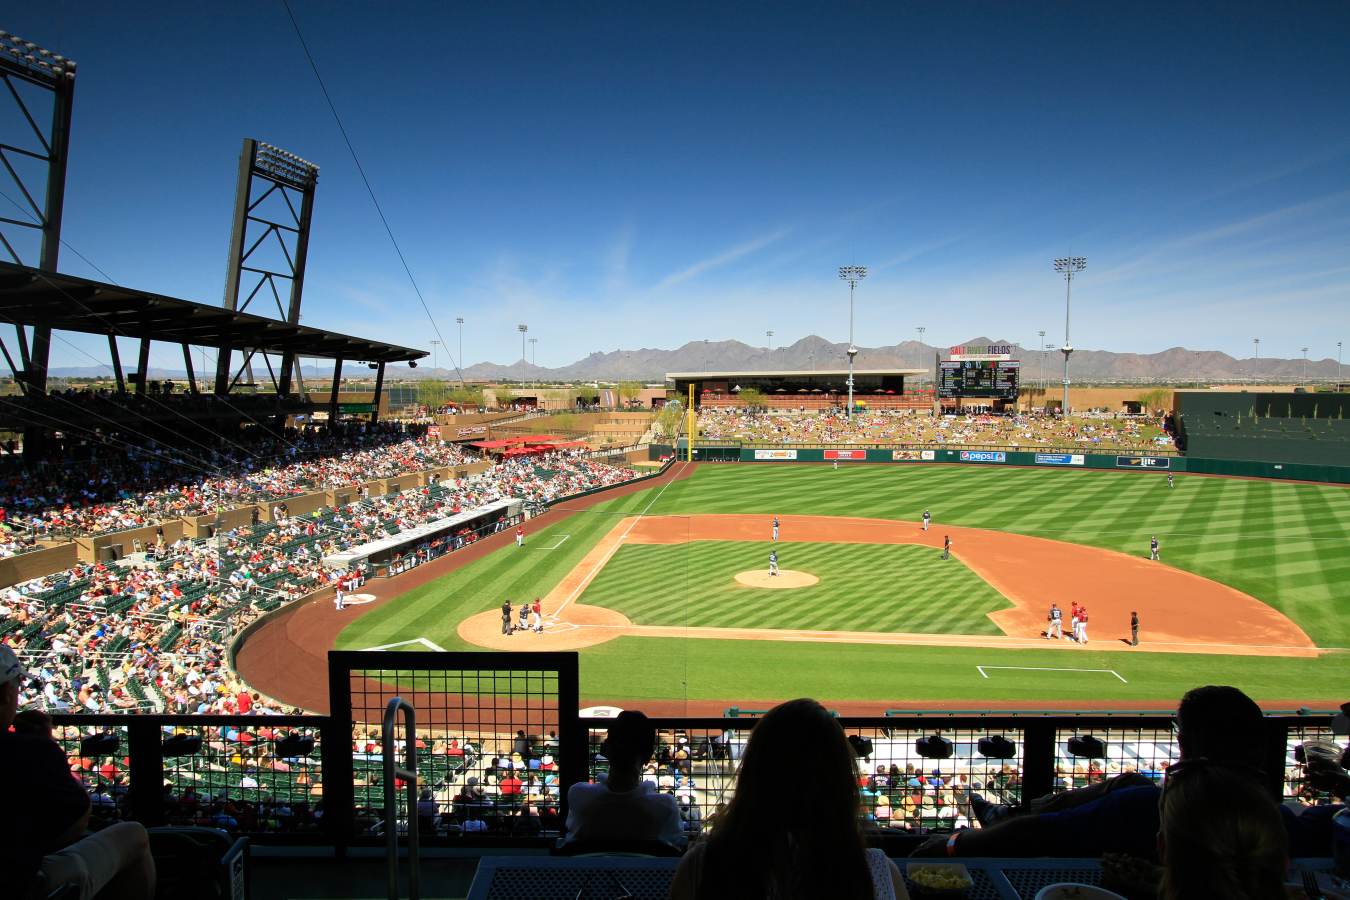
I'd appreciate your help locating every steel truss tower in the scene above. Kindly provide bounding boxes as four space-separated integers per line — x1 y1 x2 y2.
214 138 320 397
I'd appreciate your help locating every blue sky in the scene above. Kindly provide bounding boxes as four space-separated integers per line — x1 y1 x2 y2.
6 1 1350 372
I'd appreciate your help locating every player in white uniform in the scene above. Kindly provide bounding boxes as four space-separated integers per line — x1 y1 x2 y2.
334 587 345 611
1167 473 1174 488
771 517 779 542
768 550 779 576
1047 603 1063 639
1150 535 1160 560
922 509 931 532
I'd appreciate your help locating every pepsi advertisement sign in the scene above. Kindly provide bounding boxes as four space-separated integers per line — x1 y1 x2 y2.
960 451 1007 463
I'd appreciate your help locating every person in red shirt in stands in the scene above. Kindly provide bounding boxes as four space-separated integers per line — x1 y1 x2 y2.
499 771 523 798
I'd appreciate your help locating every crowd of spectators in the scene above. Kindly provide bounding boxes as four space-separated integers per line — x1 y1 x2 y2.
0 446 638 718
696 407 1176 451
0 421 469 540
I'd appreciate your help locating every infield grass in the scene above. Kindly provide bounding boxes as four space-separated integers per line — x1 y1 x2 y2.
580 541 1009 634
336 464 1350 704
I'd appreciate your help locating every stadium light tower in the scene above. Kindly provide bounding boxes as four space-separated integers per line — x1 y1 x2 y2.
1038 330 1047 391
455 317 465 386
1053 256 1086 415
517 324 528 365
1302 347 1309 388
430 339 442 372
766 330 774 351
839 265 867 418
915 325 926 378
1339 341 1343 386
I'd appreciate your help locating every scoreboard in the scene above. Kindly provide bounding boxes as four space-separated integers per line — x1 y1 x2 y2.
938 359 1020 400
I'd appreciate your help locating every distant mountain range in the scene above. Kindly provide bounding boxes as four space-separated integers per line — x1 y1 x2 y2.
47 335 1345 385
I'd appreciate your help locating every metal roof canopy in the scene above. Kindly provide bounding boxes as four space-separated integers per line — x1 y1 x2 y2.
0 262 426 364
666 368 925 379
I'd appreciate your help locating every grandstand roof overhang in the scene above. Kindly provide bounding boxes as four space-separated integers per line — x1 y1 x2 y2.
666 369 926 379
0 262 426 364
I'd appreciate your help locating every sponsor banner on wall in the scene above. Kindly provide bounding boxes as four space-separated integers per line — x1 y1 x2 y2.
1035 453 1085 466
1116 455 1171 469
921 450 936 461
754 449 798 460
892 449 924 461
959 450 1007 463
824 449 867 461
456 426 488 439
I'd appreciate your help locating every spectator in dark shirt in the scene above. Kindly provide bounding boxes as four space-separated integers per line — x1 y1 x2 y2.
1 645 156 899
1159 762 1288 899
913 684 1334 860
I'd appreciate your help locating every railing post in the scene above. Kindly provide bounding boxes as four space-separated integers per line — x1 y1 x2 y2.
324 655 356 848
126 719 166 827
1020 719 1057 806
556 653 586 831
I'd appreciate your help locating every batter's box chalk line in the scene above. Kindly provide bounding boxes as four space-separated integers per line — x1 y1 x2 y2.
358 637 447 652
534 534 572 551
977 665 1128 684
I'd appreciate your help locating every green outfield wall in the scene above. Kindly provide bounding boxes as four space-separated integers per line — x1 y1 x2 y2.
660 441 1350 484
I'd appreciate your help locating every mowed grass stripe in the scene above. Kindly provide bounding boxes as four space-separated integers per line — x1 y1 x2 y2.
578 541 1008 635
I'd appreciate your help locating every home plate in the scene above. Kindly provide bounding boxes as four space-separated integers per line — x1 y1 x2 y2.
734 570 820 589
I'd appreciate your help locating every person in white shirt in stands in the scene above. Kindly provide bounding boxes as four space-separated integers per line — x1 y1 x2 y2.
560 710 683 848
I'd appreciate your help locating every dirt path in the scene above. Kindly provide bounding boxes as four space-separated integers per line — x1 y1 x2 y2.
456 513 1317 657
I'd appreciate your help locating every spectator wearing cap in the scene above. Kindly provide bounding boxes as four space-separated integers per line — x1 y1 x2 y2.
561 710 683 847
0 645 156 899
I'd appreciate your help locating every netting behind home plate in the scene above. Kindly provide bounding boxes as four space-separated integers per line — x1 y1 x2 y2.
324 651 583 840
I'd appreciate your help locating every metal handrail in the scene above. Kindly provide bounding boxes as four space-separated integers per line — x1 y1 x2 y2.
382 697 420 900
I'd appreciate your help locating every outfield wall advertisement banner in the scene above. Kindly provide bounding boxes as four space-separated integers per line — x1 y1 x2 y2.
892 449 937 461
754 449 798 460
1117 456 1171 469
1035 453 1085 466
825 450 867 461
959 450 1006 463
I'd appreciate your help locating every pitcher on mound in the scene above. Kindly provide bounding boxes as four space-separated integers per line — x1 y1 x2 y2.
768 549 779 576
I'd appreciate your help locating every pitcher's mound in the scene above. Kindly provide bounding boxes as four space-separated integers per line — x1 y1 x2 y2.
734 569 820 589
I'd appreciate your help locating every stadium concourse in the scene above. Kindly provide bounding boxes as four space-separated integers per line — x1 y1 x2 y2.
0 428 639 716
695 406 1178 450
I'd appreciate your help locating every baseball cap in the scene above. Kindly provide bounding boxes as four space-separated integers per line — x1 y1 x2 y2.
0 644 26 687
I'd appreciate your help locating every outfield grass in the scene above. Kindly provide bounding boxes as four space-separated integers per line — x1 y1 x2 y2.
336 465 1350 703
580 541 1008 634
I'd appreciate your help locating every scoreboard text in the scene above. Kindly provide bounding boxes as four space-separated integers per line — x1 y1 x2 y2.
938 359 1020 400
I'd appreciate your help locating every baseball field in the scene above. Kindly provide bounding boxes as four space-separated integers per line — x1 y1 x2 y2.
323 463 1350 711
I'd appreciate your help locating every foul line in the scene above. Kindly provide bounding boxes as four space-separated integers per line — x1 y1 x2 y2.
359 637 447 652
535 534 571 551
978 665 1128 683
551 465 682 619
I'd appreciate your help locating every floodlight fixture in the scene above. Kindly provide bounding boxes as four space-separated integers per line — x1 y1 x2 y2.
518 323 528 363
0 31 76 80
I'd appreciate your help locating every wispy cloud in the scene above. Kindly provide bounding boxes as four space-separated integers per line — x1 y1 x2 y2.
653 227 792 290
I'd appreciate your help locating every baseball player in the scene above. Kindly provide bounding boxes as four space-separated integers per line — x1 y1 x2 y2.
1150 535 1160 561
922 509 931 532
772 516 780 542
941 535 951 560
833 460 838 471
516 525 525 548
768 549 779 576
1130 611 1140 647
1047 603 1063 639
1078 607 1090 644
1070 602 1082 642
334 586 345 611
501 599 513 635
518 602 530 632
1167 473 1174 489
530 598 542 633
